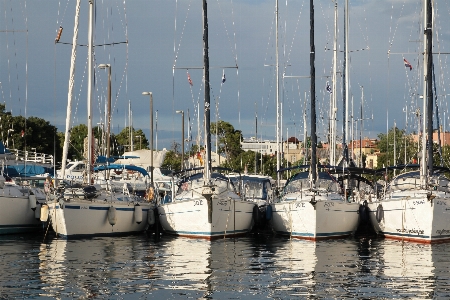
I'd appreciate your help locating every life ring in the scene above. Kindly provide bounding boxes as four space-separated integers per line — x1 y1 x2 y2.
376 204 384 223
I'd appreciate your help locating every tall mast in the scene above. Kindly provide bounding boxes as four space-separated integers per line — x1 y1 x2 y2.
310 0 317 184
426 0 433 175
203 0 211 182
87 0 94 185
275 0 280 187
61 0 81 179
330 0 338 166
421 0 433 185
343 0 349 164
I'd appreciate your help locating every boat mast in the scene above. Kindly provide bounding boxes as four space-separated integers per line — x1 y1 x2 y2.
343 0 349 164
310 0 317 184
275 0 281 187
61 0 81 179
330 0 338 166
203 0 211 182
421 0 433 185
87 0 94 185
426 0 433 175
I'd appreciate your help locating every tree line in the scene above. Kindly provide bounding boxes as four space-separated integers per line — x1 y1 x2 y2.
3 103 449 176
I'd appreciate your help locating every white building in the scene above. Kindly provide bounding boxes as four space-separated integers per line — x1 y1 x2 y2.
241 137 278 156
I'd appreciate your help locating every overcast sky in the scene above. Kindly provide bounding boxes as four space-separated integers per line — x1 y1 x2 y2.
1 0 449 153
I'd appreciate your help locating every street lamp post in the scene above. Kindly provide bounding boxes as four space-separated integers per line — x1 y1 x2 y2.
176 110 184 170
98 63 111 163
142 92 154 186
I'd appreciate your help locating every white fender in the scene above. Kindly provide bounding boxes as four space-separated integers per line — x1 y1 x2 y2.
40 204 49 222
134 204 143 224
108 206 117 226
147 208 155 225
29 194 37 211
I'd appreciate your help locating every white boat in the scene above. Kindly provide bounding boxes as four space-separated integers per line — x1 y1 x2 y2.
0 176 48 234
271 168 360 240
270 2 361 240
368 168 450 243
47 0 154 238
158 170 255 239
367 0 450 244
157 1 255 239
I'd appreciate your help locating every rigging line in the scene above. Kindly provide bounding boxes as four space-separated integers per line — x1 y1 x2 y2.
282 0 305 76
56 41 128 46
216 0 237 66
56 0 70 29
172 0 191 71
387 0 406 55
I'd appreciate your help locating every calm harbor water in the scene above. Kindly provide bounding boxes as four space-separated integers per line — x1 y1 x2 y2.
1 232 449 299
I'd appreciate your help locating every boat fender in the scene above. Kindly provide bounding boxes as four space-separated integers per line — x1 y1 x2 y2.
35 203 42 220
29 194 37 211
376 204 384 223
358 201 368 224
147 207 155 225
252 204 261 225
108 206 117 226
40 204 49 222
265 204 273 221
134 204 143 224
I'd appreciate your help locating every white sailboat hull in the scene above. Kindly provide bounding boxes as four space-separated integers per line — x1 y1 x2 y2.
158 193 255 239
0 186 47 235
48 199 152 237
368 190 450 243
272 196 360 240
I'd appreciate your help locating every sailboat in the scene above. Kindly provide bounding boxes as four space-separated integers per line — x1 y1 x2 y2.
270 0 361 240
367 0 450 244
0 168 48 235
156 0 256 239
47 0 153 238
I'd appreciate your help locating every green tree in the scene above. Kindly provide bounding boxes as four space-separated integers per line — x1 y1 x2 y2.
211 120 243 161
115 126 149 152
63 124 88 161
0 104 61 161
161 150 181 171
377 126 417 168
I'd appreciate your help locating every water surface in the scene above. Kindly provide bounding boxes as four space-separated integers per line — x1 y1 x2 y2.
1 233 449 299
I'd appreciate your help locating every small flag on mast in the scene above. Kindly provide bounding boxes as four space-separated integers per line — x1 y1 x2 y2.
404 58 412 71
187 72 193 86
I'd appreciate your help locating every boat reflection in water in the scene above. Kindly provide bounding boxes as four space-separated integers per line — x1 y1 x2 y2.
156 237 212 296
153 236 259 299
269 238 361 298
375 240 450 298
38 236 156 298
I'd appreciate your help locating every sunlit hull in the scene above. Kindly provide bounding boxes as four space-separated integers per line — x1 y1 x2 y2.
47 198 152 238
368 190 450 243
272 196 360 240
158 190 255 240
0 186 46 235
